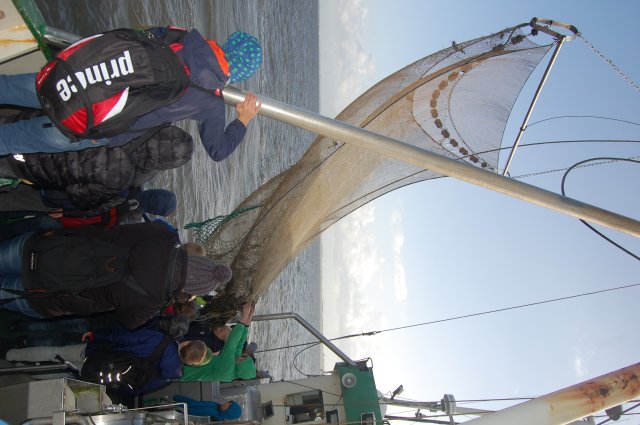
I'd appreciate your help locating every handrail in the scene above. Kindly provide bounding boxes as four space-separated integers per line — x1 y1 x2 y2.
251 312 357 367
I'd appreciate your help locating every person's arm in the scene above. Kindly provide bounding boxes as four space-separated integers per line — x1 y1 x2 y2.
233 303 253 357
196 93 261 161
65 183 120 209
197 114 246 161
235 93 261 127
216 324 247 366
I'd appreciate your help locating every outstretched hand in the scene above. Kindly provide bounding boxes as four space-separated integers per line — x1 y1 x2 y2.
239 302 256 326
236 92 261 126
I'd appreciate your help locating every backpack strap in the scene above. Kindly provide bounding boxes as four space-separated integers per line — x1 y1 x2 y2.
162 243 183 305
122 125 167 155
161 27 189 46
147 334 172 365
123 334 172 385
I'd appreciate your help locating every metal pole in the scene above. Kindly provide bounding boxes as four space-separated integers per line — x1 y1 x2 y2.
379 397 492 416
251 312 356 366
0 363 73 374
43 25 81 48
223 87 640 238
384 415 455 425
462 362 640 425
502 37 566 176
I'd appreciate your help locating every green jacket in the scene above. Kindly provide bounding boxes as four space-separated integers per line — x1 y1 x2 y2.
181 324 256 382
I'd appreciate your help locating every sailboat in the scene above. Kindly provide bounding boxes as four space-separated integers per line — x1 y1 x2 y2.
1 0 633 423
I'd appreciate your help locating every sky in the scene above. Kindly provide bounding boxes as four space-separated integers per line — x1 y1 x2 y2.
318 0 640 422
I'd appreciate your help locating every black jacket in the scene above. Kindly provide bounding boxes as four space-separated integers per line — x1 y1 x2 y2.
10 125 192 209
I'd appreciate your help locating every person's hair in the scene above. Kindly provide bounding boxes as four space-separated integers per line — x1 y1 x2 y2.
183 242 207 256
174 291 192 304
212 324 230 341
179 340 208 365
173 299 197 318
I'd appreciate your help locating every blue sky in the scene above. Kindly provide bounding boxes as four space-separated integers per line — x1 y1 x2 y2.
318 0 640 420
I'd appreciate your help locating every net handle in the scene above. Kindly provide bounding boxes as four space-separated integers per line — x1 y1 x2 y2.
530 17 579 41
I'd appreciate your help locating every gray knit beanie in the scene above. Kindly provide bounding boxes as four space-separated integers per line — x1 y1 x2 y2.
184 255 232 296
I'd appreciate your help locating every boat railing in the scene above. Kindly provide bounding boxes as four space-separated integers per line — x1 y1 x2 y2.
251 312 356 367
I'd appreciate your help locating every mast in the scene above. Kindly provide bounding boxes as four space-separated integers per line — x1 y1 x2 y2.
502 18 579 175
502 18 578 176
222 86 640 239
462 361 640 425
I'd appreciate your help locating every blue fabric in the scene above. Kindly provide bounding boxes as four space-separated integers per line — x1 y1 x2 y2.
0 72 40 107
89 327 182 394
106 29 247 161
19 317 90 333
0 74 108 155
0 232 43 317
222 32 262 83
137 189 177 216
173 395 242 419
151 218 178 235
16 317 90 347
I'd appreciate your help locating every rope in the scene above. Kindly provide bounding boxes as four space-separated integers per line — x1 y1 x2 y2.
561 157 640 262
512 155 640 180
579 34 640 93
260 282 640 353
527 115 640 128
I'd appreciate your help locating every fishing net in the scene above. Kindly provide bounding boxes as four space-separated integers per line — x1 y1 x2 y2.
192 23 553 320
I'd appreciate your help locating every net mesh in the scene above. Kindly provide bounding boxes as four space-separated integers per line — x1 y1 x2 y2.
192 24 552 320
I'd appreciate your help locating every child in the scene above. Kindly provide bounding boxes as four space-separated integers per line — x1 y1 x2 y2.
179 303 256 382
0 29 262 158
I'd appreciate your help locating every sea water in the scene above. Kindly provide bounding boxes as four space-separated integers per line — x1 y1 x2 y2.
36 0 323 380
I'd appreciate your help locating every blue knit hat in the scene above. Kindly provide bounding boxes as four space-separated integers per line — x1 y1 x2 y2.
137 189 177 217
222 32 262 83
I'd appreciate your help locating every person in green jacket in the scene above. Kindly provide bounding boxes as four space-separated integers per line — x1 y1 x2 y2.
179 303 256 382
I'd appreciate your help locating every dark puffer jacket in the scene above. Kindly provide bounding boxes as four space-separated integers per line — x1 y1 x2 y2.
10 125 193 209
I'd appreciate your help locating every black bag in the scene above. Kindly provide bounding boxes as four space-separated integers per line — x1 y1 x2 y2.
36 28 189 140
18 228 147 297
80 335 171 392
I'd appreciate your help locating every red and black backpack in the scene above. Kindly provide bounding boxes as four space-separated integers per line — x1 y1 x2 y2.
36 28 190 140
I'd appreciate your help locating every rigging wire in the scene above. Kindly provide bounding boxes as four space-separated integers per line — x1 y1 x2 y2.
259 282 640 353
561 157 640 262
291 340 323 377
578 33 640 93
512 155 640 180
527 115 640 128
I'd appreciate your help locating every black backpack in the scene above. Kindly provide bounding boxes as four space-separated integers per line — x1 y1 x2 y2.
5 228 148 302
36 28 189 140
80 334 171 392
